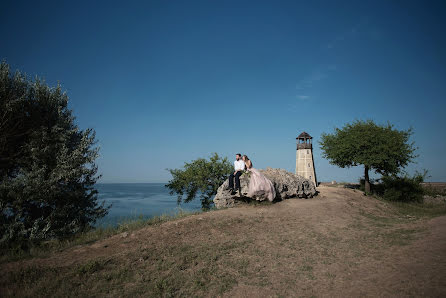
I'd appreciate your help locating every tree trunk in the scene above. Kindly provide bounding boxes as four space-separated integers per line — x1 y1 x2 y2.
364 165 371 194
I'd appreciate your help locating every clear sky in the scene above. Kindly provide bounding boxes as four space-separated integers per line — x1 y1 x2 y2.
1 0 445 183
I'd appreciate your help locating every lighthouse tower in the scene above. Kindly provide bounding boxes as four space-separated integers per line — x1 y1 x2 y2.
295 132 317 186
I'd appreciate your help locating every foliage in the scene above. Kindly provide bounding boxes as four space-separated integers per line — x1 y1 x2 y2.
379 172 426 203
320 119 417 193
359 171 427 203
166 153 233 209
0 61 108 247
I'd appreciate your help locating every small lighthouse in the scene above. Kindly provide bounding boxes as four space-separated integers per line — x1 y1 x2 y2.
295 132 317 186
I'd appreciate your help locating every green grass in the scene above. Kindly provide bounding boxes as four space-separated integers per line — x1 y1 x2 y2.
379 198 446 219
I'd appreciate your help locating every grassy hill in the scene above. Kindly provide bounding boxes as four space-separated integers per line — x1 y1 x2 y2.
1 186 446 297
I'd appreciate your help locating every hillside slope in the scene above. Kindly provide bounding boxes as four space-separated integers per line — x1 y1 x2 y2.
2 186 446 297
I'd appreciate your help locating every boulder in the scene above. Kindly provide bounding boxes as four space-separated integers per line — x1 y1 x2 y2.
213 168 317 209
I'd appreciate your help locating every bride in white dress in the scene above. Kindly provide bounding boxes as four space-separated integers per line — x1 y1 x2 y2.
242 155 276 201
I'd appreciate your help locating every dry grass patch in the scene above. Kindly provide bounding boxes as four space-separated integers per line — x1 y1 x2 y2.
1 186 446 297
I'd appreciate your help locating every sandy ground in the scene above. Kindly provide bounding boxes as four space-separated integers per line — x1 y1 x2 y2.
1 186 446 297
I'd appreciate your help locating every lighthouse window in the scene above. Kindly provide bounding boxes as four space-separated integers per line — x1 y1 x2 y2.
307 150 309 154
308 163 310 167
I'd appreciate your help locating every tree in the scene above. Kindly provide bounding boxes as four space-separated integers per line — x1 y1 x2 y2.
319 119 417 194
166 153 233 209
0 61 109 246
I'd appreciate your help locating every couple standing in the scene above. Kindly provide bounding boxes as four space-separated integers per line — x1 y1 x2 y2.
228 153 276 201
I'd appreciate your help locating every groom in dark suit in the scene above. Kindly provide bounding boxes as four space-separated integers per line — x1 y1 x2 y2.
228 153 245 195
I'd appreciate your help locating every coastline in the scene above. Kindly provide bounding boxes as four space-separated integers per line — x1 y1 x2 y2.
95 183 203 227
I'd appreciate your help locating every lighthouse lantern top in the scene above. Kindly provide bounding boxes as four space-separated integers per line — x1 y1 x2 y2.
296 131 312 148
296 131 312 140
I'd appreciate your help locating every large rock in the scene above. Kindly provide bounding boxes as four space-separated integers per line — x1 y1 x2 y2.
213 168 317 209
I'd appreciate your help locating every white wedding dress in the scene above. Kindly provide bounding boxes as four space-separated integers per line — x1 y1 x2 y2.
246 167 276 201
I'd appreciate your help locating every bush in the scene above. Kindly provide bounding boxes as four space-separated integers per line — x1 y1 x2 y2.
0 61 109 247
378 173 425 203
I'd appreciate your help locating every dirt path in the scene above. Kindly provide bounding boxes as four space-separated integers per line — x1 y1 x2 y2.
2 186 446 297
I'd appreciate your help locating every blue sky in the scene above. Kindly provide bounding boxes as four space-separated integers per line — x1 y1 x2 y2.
1 0 445 183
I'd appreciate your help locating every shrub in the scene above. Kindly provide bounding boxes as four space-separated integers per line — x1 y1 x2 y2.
379 173 425 203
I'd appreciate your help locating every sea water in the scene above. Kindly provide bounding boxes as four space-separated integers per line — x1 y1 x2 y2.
95 183 204 227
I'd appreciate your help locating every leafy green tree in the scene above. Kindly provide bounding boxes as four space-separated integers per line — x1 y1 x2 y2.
319 120 417 194
166 153 233 209
0 61 108 246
